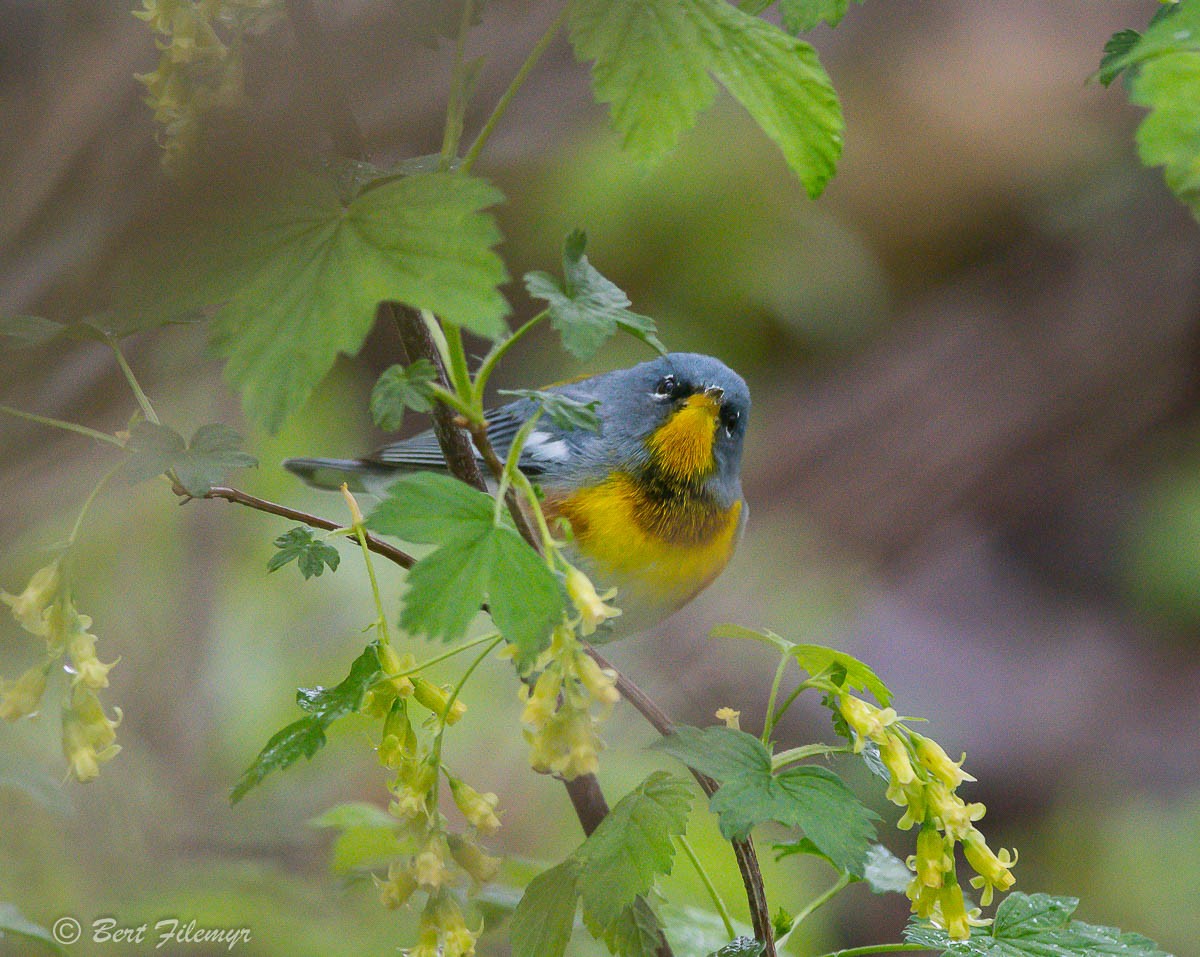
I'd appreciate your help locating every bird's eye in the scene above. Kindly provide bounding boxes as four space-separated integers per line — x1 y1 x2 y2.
723 409 740 437
653 375 677 398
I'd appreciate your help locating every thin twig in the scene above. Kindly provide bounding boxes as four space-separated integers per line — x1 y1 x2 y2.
202 485 415 569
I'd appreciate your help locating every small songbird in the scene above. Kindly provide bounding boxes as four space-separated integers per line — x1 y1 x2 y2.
285 352 750 636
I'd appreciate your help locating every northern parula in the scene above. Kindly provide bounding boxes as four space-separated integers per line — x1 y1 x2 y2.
285 352 750 634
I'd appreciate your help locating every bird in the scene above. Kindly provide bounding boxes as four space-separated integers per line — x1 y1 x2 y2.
285 352 750 636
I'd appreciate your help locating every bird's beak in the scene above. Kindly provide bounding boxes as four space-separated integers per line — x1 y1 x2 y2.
703 385 725 402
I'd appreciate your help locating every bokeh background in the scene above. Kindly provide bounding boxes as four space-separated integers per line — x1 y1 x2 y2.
2 0 1199 954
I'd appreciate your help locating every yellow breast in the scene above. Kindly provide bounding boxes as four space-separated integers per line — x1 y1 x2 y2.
547 473 743 627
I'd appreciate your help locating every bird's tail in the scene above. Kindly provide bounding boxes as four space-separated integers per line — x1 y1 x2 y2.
283 457 397 494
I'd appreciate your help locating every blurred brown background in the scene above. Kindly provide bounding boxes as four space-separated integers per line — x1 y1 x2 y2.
2 1 1199 954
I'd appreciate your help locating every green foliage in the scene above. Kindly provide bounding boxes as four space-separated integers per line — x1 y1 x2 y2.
309 802 406 874
267 527 341 579
0 315 71 348
0 903 65 955
367 473 562 661
370 359 437 432
123 170 509 433
510 860 581 957
1104 1 1200 216
778 0 863 33
568 0 843 196
524 230 665 359
905 892 1172 957
712 624 893 705
230 645 381 803
651 725 876 873
119 421 257 496
709 936 765 957
497 389 602 432
510 771 690 957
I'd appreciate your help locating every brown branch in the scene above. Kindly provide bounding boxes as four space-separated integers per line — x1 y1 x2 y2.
465 419 542 553
283 0 368 161
588 645 777 955
201 484 415 569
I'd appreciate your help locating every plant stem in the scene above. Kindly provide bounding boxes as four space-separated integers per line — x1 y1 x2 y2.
771 678 818 729
813 946 932 957
68 462 123 547
472 308 550 403
432 633 504 771
678 834 736 940
440 0 478 169
202 484 416 569
762 654 791 743
0 403 125 448
345 487 393 646
106 337 160 424
771 743 851 771
442 322 476 404
461 3 570 173
786 872 852 933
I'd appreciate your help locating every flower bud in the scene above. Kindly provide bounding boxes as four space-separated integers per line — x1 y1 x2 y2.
880 732 916 785
1 562 60 636
576 654 619 707
715 707 741 729
564 566 621 636
448 834 501 886
413 678 466 725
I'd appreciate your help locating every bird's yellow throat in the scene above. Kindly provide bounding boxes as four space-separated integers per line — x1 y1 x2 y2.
644 391 721 484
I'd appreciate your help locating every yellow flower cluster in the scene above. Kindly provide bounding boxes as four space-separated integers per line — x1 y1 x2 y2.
1 561 122 782
520 624 619 779
363 663 499 955
132 0 282 168
839 694 1017 939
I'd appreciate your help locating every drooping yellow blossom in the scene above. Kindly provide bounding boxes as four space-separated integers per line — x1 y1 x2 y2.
65 614 119 690
564 565 621 635
448 776 502 835
913 733 976 787
448 834 501 886
413 836 454 891
715 706 741 729
962 827 1017 905
62 687 122 783
1 561 61 636
374 861 418 910
412 678 467 725
839 695 898 749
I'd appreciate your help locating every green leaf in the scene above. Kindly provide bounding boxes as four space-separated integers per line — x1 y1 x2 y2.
904 892 1172 956
524 230 664 359
122 170 509 433
267 527 341 579
708 938 765 957
587 896 667 957
510 859 581 957
661 904 755 957
369 474 562 660
652 726 875 873
0 903 65 955
779 0 856 33
1130 27 1200 215
712 626 892 704
1098 28 1142 86
576 771 692 929
309 802 406 874
230 645 381 803
370 359 437 432
568 0 717 161
685 0 844 198
498 389 602 432
120 421 258 496
0 316 67 348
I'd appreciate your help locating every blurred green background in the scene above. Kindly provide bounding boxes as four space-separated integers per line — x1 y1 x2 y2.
2 1 1199 954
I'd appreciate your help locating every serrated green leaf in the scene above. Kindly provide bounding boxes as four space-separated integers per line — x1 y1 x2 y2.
0 903 66 955
652 726 874 872
586 896 667 957
120 421 257 496
1131 38 1200 215
1098 28 1142 86
708 938 765 957
268 526 341 579
498 389 601 432
711 622 794 654
904 892 1172 957
651 725 773 781
510 859 581 957
0 316 67 348
370 359 437 432
685 0 843 198
524 231 664 359
569 0 717 161
779 0 855 33
230 645 380 802
789 643 892 705
368 472 495 543
576 771 692 929
121 169 509 433
370 474 562 659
